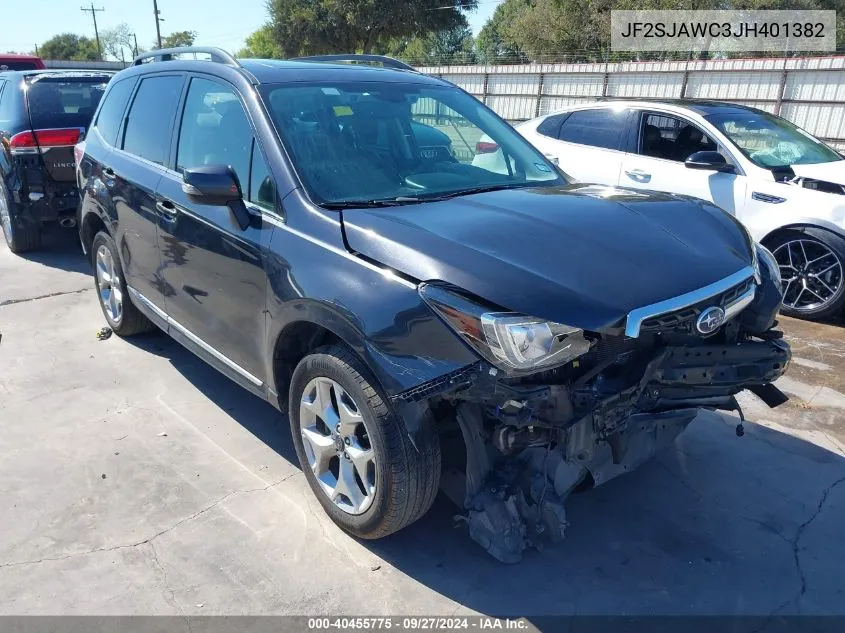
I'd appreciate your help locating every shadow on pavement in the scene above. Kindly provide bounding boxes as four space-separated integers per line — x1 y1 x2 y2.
127 328 845 625
18 224 90 275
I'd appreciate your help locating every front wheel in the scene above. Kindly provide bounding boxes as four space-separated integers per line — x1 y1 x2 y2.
767 228 845 321
289 344 441 539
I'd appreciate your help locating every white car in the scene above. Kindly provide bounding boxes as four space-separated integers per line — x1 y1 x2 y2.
509 100 845 320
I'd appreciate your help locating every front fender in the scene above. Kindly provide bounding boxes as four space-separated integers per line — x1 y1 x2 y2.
263 202 478 403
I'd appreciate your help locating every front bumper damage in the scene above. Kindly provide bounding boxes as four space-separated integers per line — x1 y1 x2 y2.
397 334 790 563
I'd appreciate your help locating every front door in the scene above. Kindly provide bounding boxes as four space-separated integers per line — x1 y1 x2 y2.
619 111 746 215
155 76 275 385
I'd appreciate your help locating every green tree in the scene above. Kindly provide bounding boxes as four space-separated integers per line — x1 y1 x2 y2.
390 24 476 65
236 25 282 58
267 0 477 57
38 33 100 61
159 30 197 49
475 0 530 63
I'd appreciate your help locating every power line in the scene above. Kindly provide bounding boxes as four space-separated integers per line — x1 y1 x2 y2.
80 3 104 60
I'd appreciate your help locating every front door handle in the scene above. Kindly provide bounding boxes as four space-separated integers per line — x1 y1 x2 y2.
156 199 179 220
625 169 651 183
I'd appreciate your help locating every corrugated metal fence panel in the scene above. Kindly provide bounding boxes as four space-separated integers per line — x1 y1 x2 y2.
486 95 537 120
539 96 597 115
542 74 604 97
440 73 486 95
784 70 845 101
487 73 540 95
417 56 845 141
607 72 684 98
781 103 845 140
685 71 782 101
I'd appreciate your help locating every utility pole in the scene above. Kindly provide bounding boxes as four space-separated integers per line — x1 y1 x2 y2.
132 33 139 57
152 0 163 49
80 3 104 60
34 44 39 56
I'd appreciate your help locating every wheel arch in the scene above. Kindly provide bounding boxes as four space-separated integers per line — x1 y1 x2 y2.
79 207 109 258
760 219 845 247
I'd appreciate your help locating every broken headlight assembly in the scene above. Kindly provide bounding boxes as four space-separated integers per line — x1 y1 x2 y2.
420 283 593 374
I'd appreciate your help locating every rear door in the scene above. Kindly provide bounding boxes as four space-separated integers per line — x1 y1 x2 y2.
619 110 746 214
110 73 185 313
155 75 275 384
24 74 110 184
529 107 630 185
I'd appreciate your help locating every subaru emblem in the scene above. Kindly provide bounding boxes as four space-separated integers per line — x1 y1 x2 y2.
696 306 726 335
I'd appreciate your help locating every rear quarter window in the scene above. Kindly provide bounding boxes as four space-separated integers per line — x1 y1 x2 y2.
27 77 110 130
92 77 136 146
558 108 628 150
536 113 568 139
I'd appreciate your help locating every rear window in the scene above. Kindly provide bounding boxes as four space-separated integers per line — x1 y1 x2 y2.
0 61 39 71
26 77 110 130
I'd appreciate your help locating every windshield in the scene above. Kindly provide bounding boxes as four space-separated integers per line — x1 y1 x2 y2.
259 81 563 205
706 110 841 168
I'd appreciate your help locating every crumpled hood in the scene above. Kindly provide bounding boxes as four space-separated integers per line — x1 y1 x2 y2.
790 161 845 186
342 184 753 331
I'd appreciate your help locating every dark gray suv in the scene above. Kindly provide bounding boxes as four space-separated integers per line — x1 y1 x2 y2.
76 48 790 561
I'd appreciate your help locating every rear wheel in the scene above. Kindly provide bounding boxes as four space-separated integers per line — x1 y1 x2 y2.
767 228 845 320
91 231 153 336
0 179 41 253
289 344 440 539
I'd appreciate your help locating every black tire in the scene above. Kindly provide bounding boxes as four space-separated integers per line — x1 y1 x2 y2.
91 231 154 336
0 179 41 253
289 344 441 539
764 227 845 321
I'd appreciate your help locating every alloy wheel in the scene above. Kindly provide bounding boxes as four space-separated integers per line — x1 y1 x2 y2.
299 376 376 515
773 238 843 312
95 244 123 323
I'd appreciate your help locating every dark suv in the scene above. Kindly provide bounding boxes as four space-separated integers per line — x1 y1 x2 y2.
0 70 111 252
77 47 790 562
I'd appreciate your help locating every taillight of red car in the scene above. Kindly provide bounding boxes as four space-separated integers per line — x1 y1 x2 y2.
475 140 499 154
9 128 82 153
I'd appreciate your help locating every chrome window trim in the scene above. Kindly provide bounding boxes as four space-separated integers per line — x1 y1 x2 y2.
625 266 755 338
127 286 263 387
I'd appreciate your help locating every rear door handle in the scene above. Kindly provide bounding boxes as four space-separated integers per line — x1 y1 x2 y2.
543 152 560 165
624 169 651 183
156 199 179 220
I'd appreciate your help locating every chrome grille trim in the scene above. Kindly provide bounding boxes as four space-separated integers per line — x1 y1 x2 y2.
625 266 756 338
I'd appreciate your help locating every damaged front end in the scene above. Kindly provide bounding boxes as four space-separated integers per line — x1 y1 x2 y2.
397 261 790 562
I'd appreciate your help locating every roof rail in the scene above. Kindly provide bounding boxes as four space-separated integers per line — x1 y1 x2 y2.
133 46 239 67
291 54 415 72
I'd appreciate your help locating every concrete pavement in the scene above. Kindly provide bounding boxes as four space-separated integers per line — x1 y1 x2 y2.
1 227 844 621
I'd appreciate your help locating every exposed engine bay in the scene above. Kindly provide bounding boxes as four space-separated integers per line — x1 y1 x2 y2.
396 272 790 562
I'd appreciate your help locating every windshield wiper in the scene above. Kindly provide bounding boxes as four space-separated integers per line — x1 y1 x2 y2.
416 183 532 201
321 197 425 210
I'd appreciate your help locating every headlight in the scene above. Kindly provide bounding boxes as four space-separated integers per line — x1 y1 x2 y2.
420 284 592 374
755 242 782 288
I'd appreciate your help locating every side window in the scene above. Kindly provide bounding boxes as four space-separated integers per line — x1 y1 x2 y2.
640 113 717 162
248 142 275 210
176 77 252 189
558 108 627 150
93 77 135 146
0 80 16 126
122 75 183 165
536 113 568 139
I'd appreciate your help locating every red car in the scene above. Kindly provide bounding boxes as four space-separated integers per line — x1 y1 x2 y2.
0 54 46 71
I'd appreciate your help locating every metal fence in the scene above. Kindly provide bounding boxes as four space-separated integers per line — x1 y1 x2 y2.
418 55 845 150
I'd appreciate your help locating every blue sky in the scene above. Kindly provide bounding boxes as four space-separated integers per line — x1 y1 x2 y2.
3 0 503 56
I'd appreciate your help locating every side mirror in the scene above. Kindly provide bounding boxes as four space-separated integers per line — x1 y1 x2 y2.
182 164 250 230
685 151 736 174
